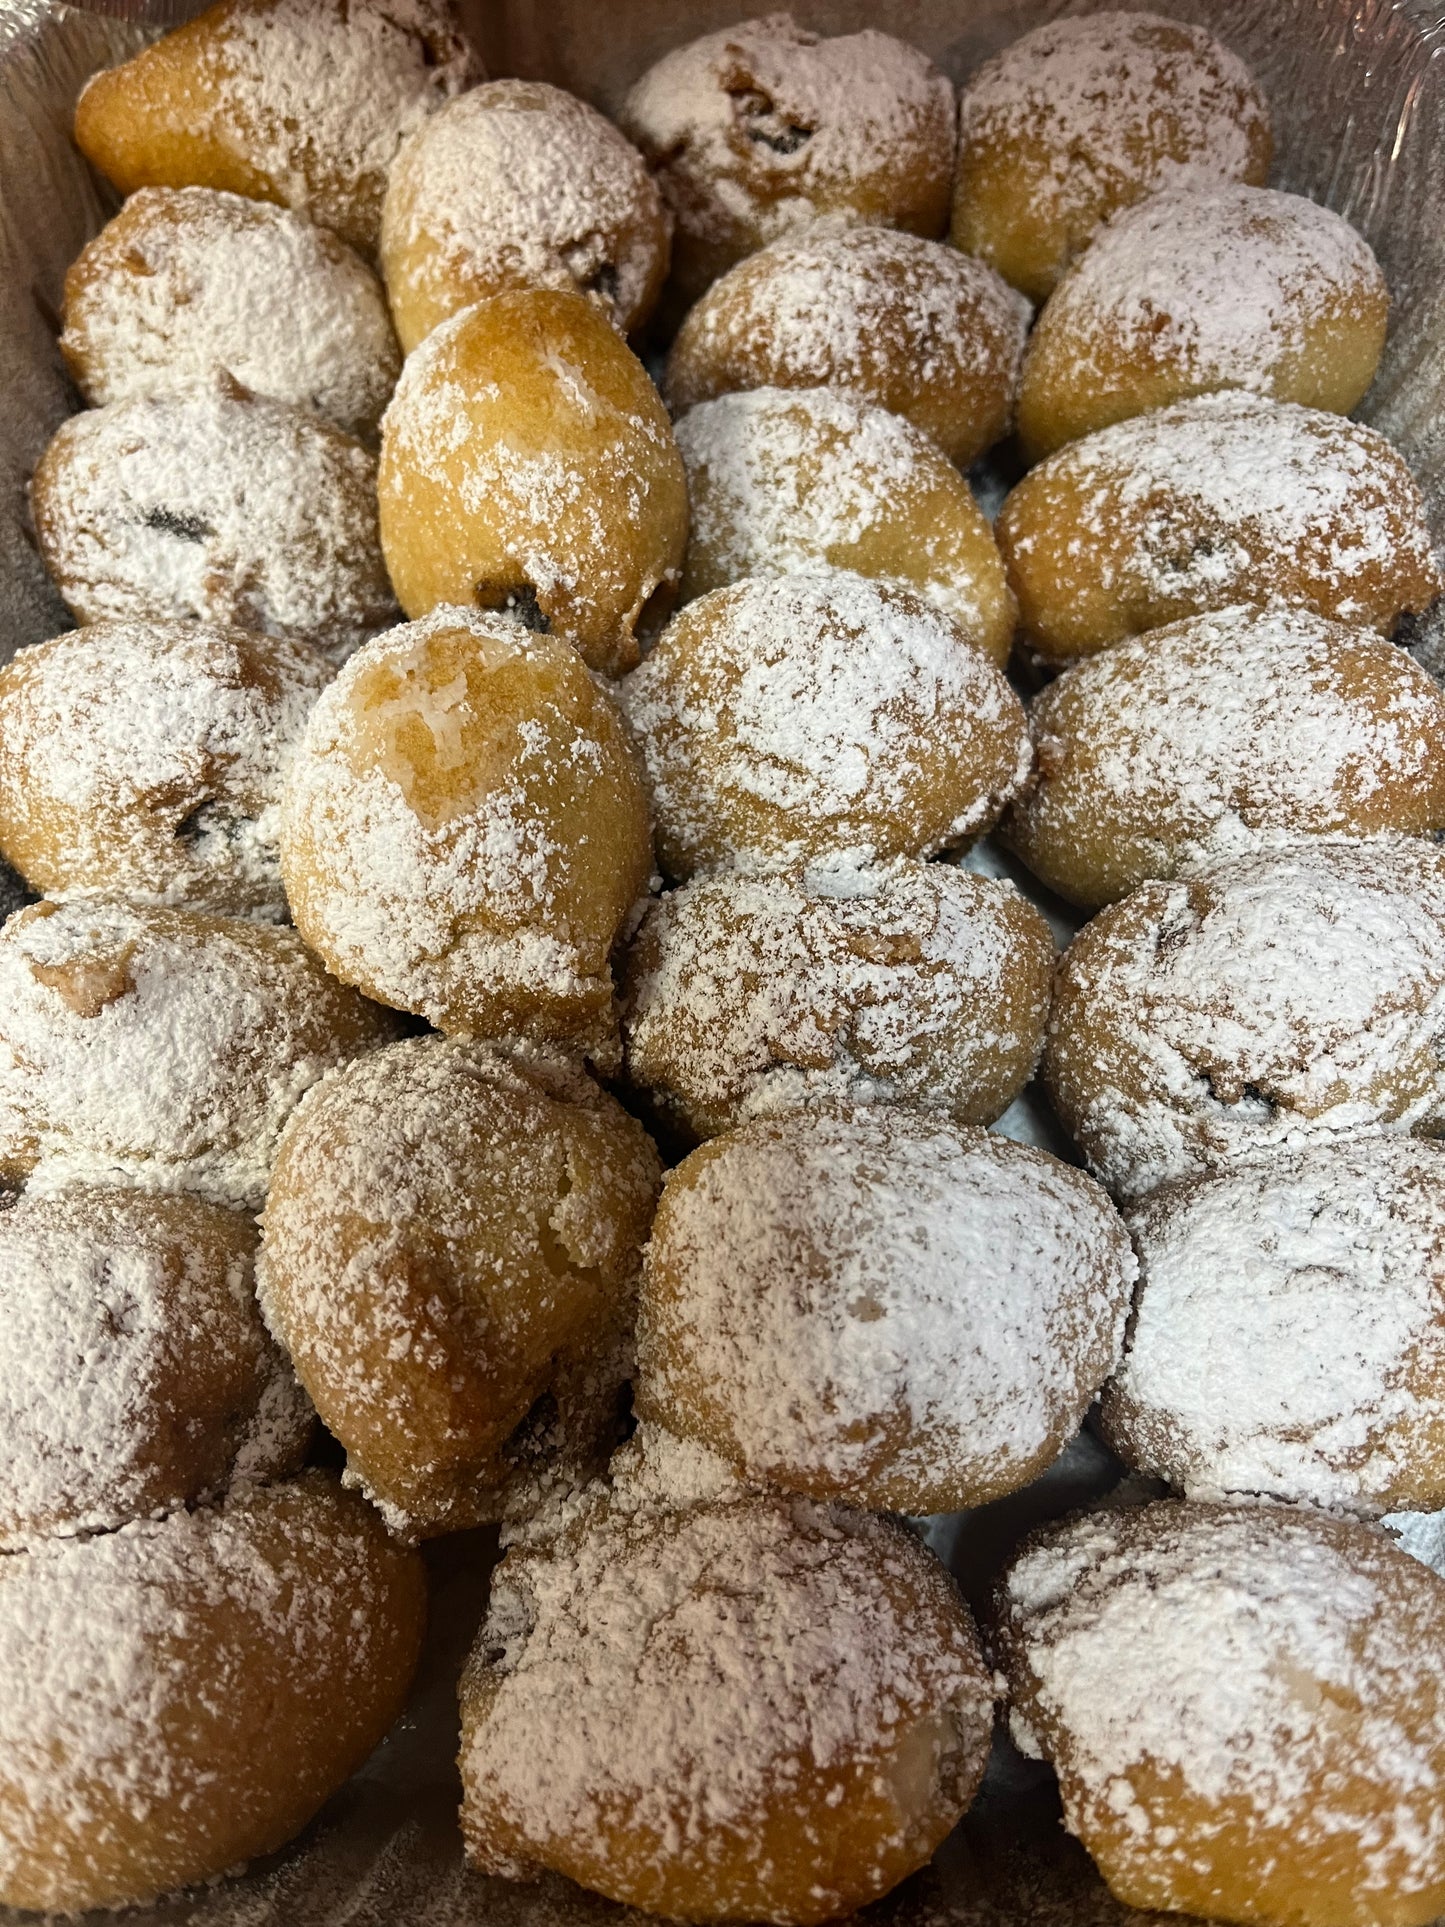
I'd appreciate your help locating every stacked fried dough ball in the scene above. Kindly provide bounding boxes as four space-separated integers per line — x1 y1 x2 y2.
8 4 1445 1926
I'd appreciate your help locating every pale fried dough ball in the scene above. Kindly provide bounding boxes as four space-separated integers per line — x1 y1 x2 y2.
378 288 687 676
998 392 1443 661
993 1501 1445 1927
31 379 398 664
260 1036 660 1537
675 387 1016 661
1004 605 1445 910
1017 184 1389 462
953 12 1271 303
0 897 398 1209
60 187 400 439
0 1186 311 1550
1101 1138 1445 1516
72 0 481 255
619 571 1032 879
620 861 1053 1142
380 80 669 354
0 618 331 920
665 225 1030 468
619 13 956 307
0 1474 425 1914
460 1480 994 1924
1042 838 1445 1201
638 1107 1133 1515
279 606 652 1066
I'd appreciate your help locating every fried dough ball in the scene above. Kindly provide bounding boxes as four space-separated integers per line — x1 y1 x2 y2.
953 13 1272 304
0 1187 311 1550
380 80 669 354
619 13 956 307
1017 184 1389 461
71 0 480 255
260 1036 660 1536
460 1481 994 1924
666 225 1031 468
60 187 400 439
1042 838 1445 1200
620 571 1031 879
1101 1138 1445 1515
0 618 331 920
621 862 1053 1142
1004 605 1445 910
378 288 687 676
675 387 1016 660
638 1107 1133 1514
31 378 397 664
0 897 398 1209
998 393 1442 662
279 606 652 1064
0 1474 425 1914
993 1501 1445 1927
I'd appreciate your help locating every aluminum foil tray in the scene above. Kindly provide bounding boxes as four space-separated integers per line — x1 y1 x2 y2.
3 1 1444 1921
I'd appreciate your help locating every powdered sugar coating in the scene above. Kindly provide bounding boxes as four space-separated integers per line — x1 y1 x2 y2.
73 0 482 254
381 79 668 349
0 1187 310 1551
259 1035 659 1538
666 224 1031 467
1103 1138 1445 1515
1006 604 1445 909
0 898 398 1211
0 1475 425 1914
998 391 1442 657
619 570 1032 878
1043 838 1445 1200
954 12 1271 300
1018 183 1389 459
460 1486 993 1922
31 380 398 664
997 1502 1445 1923
61 187 400 438
620 12 955 301
279 605 652 1061
0 618 331 920
674 386 1016 653
638 1107 1134 1514
621 861 1053 1140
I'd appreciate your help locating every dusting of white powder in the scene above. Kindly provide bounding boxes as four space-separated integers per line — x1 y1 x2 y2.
461 1487 993 1911
675 385 1006 634
61 186 400 438
381 80 666 335
1029 182 1385 397
620 860 1051 1137
619 570 1032 874
76 0 481 250
0 898 397 1210
959 13 1268 229
1105 1137 1445 1513
638 1107 1134 1513
0 618 332 920
1000 1503 1445 1911
1013 603 1445 899
1004 392 1441 634
0 1187 310 1550
620 14 954 257
32 378 398 664
1045 838 1445 1200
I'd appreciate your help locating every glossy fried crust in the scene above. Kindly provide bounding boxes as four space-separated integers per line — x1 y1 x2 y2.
72 0 481 254
260 1037 660 1536
0 1475 425 1914
378 289 687 675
